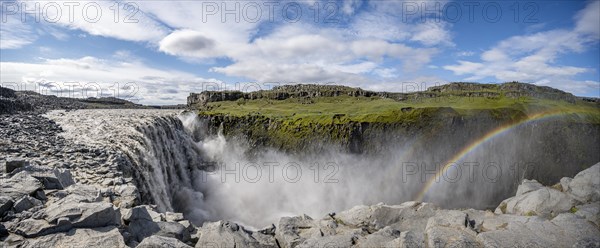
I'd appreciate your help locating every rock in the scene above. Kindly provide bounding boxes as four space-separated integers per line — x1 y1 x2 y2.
6 158 29 173
275 215 317 248
1 171 43 201
64 184 102 202
44 201 120 228
354 226 401 248
114 184 139 208
126 206 190 244
123 205 162 223
516 179 543 196
136 235 192 248
0 196 14 217
551 213 600 246
566 163 600 203
397 230 424 248
13 196 42 213
11 166 75 190
16 226 127 248
297 232 358 248
165 212 184 222
500 187 576 218
425 210 481 247
335 202 436 242
560 177 572 192
573 202 600 226
11 218 72 238
196 221 272 248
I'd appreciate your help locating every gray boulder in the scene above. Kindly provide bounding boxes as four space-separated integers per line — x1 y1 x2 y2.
196 221 272 248
14 166 75 190
566 163 600 203
126 206 190 244
11 218 72 238
477 213 600 247
13 196 42 213
0 196 14 217
44 201 120 228
64 184 102 202
14 226 126 248
1 171 43 201
114 184 140 208
136 235 192 248
497 187 576 218
5 158 29 173
516 179 543 196
573 202 600 226
275 215 317 248
425 210 481 248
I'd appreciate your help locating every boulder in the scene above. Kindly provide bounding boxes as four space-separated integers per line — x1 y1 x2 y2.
196 221 272 248
275 215 317 248
551 213 600 246
136 235 192 248
165 212 184 222
16 226 127 248
14 166 75 190
123 205 162 223
335 202 436 242
499 187 576 218
0 196 14 217
397 231 424 248
560 177 572 192
114 184 140 208
44 201 120 228
516 179 543 196
6 158 29 173
126 206 190 244
425 210 481 248
566 163 600 203
573 202 600 226
1 171 43 201
64 184 102 202
11 218 72 238
354 226 402 248
477 213 600 247
13 196 42 213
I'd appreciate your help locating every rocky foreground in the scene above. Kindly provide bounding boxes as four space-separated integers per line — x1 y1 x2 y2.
0 109 598 247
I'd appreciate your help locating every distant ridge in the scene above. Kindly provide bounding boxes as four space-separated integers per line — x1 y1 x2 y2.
188 82 598 108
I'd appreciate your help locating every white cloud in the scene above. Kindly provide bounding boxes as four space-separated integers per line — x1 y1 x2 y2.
410 22 453 46
16 0 170 43
0 14 36 49
575 0 600 39
209 23 438 83
444 1 600 96
159 30 217 58
0 56 220 105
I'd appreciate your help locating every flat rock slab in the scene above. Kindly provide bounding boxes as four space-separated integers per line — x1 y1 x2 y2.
7 226 126 248
1 172 43 201
136 235 192 248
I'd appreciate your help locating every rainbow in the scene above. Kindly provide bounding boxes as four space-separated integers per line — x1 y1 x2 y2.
413 109 592 202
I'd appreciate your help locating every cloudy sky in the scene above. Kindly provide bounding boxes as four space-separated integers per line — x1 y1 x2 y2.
1 0 599 104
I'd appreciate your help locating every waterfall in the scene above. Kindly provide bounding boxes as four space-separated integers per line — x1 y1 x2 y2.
46 109 600 229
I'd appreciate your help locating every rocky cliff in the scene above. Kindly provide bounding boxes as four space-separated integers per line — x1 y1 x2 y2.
187 82 592 108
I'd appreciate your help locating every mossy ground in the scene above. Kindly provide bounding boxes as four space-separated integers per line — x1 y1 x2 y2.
198 93 600 153
200 95 600 124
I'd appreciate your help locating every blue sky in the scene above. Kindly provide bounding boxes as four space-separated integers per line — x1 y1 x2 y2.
1 0 598 105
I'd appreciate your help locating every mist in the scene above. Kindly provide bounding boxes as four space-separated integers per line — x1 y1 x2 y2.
176 112 534 228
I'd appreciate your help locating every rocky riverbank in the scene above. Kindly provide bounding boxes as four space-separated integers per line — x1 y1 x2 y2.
0 109 598 247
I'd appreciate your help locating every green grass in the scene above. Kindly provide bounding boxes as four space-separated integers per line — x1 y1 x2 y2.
200 95 600 124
